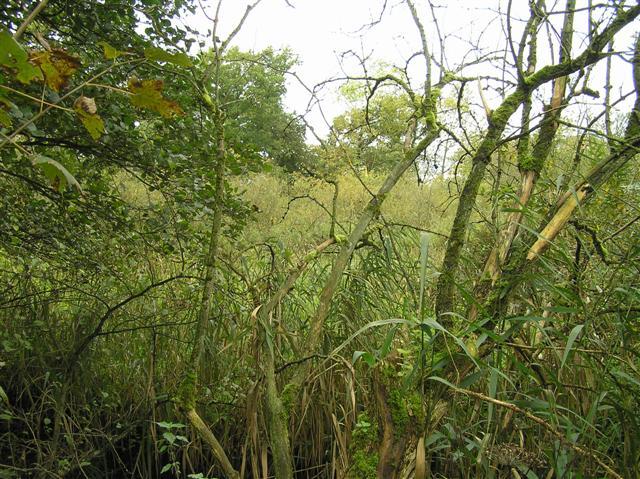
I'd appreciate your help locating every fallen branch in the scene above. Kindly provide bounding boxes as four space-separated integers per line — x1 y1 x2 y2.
444 384 622 479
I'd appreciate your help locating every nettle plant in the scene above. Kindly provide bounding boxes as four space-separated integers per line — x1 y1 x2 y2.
155 421 220 478
156 421 189 476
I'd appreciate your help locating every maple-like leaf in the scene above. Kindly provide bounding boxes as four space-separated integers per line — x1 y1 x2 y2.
128 77 183 118
30 49 81 92
74 96 104 140
0 30 43 84
97 41 127 60
144 47 192 67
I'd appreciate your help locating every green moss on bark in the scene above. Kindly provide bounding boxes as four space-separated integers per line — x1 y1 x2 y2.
176 370 197 411
380 366 425 437
518 151 544 173
281 382 300 416
348 412 379 479
387 388 424 437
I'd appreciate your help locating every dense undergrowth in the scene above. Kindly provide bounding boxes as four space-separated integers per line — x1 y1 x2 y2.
2 1 640 478
2 164 639 478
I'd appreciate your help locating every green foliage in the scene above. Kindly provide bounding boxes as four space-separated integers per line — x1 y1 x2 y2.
330 91 414 172
348 413 379 479
97 41 127 60
0 30 42 84
157 421 189 476
32 155 82 193
144 46 192 67
74 96 105 140
216 47 309 171
1 2 639 479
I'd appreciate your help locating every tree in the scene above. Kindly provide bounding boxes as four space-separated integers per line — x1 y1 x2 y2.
330 88 414 172
219 47 310 172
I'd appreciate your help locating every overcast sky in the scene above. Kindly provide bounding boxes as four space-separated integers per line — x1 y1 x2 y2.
186 1 512 129
185 1 638 138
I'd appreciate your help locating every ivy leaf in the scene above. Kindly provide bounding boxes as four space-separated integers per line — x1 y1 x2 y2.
0 30 43 84
32 155 82 193
74 96 104 140
97 41 126 60
128 77 183 118
144 46 192 67
30 49 81 91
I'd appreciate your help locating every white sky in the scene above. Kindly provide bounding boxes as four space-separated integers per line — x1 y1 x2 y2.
187 1 512 130
185 1 639 139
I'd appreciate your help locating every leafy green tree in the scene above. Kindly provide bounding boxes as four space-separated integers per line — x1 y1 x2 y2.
331 90 414 172
218 47 310 172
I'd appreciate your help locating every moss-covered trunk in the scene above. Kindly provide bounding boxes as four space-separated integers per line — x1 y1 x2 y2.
264 348 293 479
177 110 239 479
434 4 640 322
469 0 576 322
435 90 525 321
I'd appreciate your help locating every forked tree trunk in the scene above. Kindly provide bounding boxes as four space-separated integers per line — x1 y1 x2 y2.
434 4 640 322
488 33 640 321
469 0 576 321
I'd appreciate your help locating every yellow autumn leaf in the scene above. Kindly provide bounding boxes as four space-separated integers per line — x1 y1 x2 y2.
127 77 183 118
30 49 81 92
97 41 127 60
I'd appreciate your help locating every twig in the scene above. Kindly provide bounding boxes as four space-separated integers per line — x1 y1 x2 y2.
67 275 190 369
603 213 640 242
0 84 73 112
13 0 49 41
275 354 326 374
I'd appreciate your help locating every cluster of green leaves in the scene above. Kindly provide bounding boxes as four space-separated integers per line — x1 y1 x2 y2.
0 2 310 476
217 47 311 172
329 87 414 172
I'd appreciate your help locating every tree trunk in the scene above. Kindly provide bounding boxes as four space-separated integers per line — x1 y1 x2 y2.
257 238 335 478
177 110 239 479
373 373 409 479
469 0 576 321
435 4 640 322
